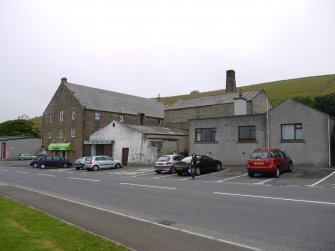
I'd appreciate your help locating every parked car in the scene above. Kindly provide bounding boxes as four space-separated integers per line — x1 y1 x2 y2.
30 155 72 169
85 156 122 171
175 155 222 176
74 156 91 170
155 154 184 174
247 149 293 178
18 153 36 160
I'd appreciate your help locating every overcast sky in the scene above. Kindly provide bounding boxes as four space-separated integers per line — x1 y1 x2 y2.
0 0 334 122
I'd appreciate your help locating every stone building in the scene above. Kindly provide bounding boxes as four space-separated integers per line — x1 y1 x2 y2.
164 70 272 131
42 78 166 161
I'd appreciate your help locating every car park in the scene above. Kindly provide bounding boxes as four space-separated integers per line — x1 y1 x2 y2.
85 155 122 171
155 154 184 174
18 153 36 160
175 155 222 176
247 148 293 178
74 156 91 170
30 155 72 169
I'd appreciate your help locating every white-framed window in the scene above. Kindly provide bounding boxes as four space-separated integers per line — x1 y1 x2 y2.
95 111 100 120
281 123 303 141
59 129 63 139
49 113 52 123
120 115 124 122
72 111 76 120
60 111 64 121
48 131 51 139
71 128 75 138
195 128 217 142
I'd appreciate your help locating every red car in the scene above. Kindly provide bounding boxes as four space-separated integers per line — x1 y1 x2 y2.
247 149 293 178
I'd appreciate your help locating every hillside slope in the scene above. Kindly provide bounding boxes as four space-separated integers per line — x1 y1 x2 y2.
161 74 335 107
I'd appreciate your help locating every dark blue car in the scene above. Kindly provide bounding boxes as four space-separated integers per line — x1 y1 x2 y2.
30 155 72 169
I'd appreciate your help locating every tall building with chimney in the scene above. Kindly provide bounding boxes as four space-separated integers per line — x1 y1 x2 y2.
164 70 271 131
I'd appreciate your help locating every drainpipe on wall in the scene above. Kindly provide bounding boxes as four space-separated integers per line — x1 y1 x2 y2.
266 97 270 150
328 116 331 167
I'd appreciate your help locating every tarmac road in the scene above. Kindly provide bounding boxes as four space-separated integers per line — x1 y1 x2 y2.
0 185 253 251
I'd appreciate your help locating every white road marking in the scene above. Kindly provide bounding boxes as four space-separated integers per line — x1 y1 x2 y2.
37 173 56 177
214 192 335 206
254 178 274 184
68 177 100 182
15 171 28 174
0 169 9 171
120 182 175 190
309 170 335 187
9 185 260 251
216 173 247 182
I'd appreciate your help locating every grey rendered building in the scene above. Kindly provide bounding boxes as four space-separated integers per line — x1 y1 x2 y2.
189 99 335 167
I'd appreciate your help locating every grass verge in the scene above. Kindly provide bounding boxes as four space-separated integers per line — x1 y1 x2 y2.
0 196 128 251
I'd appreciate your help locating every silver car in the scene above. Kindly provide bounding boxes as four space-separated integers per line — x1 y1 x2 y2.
85 155 122 171
155 154 184 174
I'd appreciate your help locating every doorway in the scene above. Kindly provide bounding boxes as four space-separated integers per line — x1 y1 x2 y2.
1 143 6 159
122 148 129 166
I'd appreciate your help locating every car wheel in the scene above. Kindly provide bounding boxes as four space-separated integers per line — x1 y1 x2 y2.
274 167 280 178
170 167 176 174
216 163 222 171
40 164 46 169
33 163 38 168
76 167 80 170
195 167 201 176
115 163 121 169
248 171 254 177
63 164 68 168
93 165 99 171
288 163 294 172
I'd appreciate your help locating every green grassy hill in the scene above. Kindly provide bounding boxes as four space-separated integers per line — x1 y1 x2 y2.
161 74 335 107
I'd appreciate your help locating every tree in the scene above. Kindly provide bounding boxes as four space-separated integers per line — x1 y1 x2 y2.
314 93 335 117
293 93 335 117
0 119 41 138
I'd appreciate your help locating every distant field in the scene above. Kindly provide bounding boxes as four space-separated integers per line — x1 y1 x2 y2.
161 74 335 106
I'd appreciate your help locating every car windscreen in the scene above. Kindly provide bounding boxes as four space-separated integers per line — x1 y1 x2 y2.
180 156 192 163
250 152 272 159
157 156 170 162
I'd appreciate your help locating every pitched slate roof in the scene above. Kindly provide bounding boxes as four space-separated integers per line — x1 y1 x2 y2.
124 124 188 136
66 83 166 118
167 90 263 110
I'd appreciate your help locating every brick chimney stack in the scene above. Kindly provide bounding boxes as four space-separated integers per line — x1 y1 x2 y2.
226 70 237 93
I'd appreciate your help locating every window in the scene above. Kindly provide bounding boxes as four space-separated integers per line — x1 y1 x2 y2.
281 123 303 141
239 126 256 142
139 113 144 125
48 131 51 139
72 111 76 120
195 128 217 142
59 129 63 139
60 111 64 121
95 111 100 120
49 113 52 123
120 115 124 122
71 128 75 138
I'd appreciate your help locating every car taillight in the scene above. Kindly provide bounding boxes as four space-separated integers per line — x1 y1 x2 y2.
89 160 92 164
166 162 172 165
